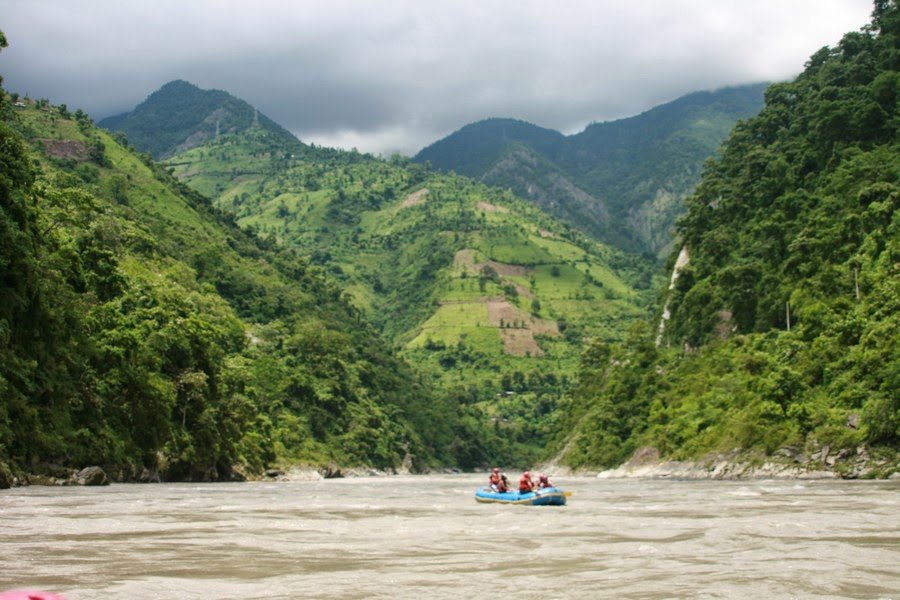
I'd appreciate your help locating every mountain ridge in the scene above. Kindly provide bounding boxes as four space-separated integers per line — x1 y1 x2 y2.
415 83 769 256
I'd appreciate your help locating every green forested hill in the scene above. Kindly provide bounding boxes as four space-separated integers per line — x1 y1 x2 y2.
415 85 768 256
98 80 299 159
97 79 660 465
555 3 899 472
0 62 476 481
162 128 660 465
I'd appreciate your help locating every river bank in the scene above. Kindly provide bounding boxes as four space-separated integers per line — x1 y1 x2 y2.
0 460 451 489
4 443 898 488
587 445 900 480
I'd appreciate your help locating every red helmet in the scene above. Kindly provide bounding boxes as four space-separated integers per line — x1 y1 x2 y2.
523 471 531 477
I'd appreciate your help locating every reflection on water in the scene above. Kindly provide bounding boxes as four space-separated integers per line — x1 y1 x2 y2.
1 477 898 599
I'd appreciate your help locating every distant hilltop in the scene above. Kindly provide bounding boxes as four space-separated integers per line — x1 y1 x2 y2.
414 84 769 256
99 79 300 159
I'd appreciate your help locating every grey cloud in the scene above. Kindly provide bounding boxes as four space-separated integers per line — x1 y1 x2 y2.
0 0 874 155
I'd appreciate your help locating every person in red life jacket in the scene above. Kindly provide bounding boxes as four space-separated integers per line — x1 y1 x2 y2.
489 467 502 491
498 473 510 492
537 473 553 489
518 470 535 494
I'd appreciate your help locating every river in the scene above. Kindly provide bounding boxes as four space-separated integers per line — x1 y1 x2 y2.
1 476 898 599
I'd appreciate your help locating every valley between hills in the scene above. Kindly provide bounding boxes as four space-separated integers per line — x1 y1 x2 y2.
1 3 898 485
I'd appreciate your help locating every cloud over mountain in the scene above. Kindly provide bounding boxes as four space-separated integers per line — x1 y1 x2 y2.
0 0 873 154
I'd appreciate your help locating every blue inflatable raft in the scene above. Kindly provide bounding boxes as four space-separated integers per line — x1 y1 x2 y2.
474 486 568 506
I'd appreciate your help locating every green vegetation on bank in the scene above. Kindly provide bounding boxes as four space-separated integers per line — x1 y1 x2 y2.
0 49 474 480
555 2 899 470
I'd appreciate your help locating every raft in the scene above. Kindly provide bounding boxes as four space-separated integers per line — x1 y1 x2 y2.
474 486 568 506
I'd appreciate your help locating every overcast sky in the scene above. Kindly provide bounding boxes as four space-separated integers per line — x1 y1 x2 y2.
0 0 875 156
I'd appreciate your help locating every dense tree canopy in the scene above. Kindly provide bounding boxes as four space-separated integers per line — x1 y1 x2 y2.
557 1 899 470
0 52 467 480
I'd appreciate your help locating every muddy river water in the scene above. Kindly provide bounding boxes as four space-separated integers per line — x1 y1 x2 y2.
2 476 898 599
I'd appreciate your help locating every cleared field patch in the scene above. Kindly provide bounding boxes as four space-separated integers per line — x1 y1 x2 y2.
406 302 495 349
470 230 555 265
575 261 635 298
489 241 554 265
401 188 428 208
437 278 487 302
474 259 532 278
501 328 542 357
529 234 590 262
485 299 519 326
453 248 481 273
512 282 535 300
408 294 560 358
476 201 508 213
486 299 559 357
456 249 538 289
40 139 89 161
527 264 591 299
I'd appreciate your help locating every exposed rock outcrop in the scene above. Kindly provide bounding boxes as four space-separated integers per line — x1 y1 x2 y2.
656 246 690 346
73 466 110 486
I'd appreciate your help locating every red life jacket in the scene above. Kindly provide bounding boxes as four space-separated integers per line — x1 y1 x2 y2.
489 472 501 486
519 474 533 493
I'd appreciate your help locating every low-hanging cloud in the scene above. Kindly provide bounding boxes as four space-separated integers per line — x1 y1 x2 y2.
0 0 874 155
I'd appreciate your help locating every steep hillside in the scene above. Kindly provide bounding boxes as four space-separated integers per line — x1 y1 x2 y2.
98 80 299 159
481 140 612 244
415 84 768 256
163 127 660 464
0 73 472 482
555 3 899 474
95 79 663 465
